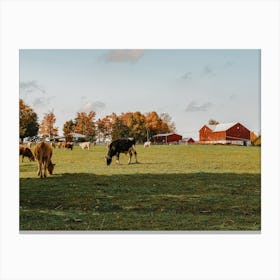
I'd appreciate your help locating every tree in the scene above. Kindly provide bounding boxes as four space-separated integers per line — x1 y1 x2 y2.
160 113 176 132
96 115 114 142
208 119 219 125
145 111 173 139
118 112 147 142
39 111 59 139
108 111 176 143
63 120 75 142
111 116 129 140
19 99 39 140
74 111 96 141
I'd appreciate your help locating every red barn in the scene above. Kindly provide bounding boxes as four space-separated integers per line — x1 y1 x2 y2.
199 122 251 145
152 133 182 144
181 137 195 144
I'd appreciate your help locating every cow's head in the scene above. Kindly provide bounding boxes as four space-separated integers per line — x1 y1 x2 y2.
47 161 56 175
105 155 112 166
26 148 35 161
29 153 35 161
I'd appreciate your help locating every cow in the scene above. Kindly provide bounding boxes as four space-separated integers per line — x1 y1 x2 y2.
57 142 63 148
65 142 74 150
57 141 72 149
50 142 56 148
34 142 55 178
79 142 90 150
144 141 151 148
19 145 35 162
26 142 33 149
105 138 138 165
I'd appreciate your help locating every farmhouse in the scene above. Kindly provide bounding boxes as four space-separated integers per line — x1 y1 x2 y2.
199 122 251 145
152 133 182 144
55 133 86 143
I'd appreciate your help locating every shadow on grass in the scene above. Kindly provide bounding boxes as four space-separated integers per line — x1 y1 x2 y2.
20 172 261 231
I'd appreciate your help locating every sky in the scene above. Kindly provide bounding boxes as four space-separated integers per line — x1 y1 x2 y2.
19 49 261 139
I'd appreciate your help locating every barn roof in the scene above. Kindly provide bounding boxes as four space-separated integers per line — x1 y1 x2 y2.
71 132 86 138
153 133 181 137
206 122 237 132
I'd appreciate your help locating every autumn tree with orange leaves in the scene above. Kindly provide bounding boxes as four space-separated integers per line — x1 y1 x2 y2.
102 111 176 142
119 112 146 141
63 119 75 142
74 111 96 141
61 110 175 143
145 111 175 140
96 114 115 142
39 111 59 139
19 99 39 140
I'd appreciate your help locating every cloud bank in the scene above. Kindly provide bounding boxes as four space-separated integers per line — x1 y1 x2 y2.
32 96 54 108
19 80 45 94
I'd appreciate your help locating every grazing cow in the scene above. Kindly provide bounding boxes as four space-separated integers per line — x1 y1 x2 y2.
50 142 56 148
26 142 33 149
79 142 90 150
57 142 65 148
34 142 55 178
144 141 151 148
19 145 35 162
57 141 72 149
65 142 74 150
105 138 138 165
57 142 62 148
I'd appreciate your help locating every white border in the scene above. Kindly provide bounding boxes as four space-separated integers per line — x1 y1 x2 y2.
1 1 279 280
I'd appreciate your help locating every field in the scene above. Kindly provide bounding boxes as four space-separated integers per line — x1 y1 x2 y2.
20 144 261 231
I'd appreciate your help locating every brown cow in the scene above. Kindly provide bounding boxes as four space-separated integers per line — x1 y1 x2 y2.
19 145 35 162
34 142 56 178
26 142 33 149
58 141 73 149
65 142 74 150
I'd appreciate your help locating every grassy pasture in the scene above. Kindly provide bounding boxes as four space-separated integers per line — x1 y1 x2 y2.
20 144 261 231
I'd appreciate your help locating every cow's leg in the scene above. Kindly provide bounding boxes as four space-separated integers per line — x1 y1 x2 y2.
134 150 138 163
43 161 48 178
22 155 24 162
128 151 132 164
116 153 120 164
37 162 42 178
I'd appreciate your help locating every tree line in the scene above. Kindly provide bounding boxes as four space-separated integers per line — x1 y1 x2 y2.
19 99 176 143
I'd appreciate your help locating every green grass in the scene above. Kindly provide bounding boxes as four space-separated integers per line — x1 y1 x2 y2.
20 144 261 231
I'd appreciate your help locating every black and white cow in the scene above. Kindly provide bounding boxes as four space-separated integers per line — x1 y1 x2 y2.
105 138 138 165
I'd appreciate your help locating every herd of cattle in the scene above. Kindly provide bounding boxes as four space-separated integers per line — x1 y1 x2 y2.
19 139 148 178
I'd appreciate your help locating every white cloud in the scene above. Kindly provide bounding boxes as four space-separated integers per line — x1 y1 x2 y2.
185 101 213 112
32 96 54 108
223 61 234 68
19 80 45 94
80 101 106 113
201 65 215 78
181 72 192 80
